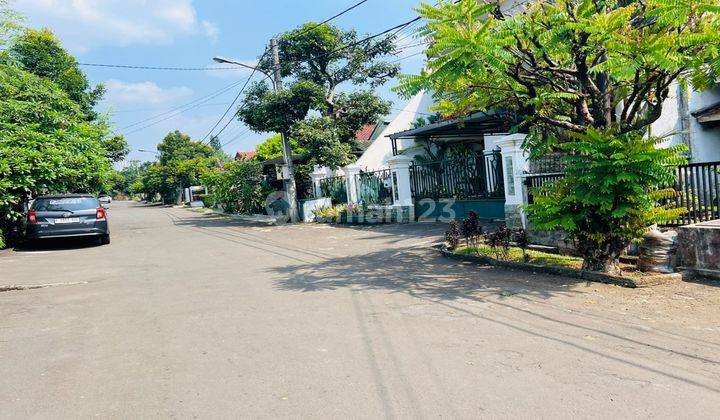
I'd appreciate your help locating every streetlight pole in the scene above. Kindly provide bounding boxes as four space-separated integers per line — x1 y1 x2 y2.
270 38 299 223
212 41 299 223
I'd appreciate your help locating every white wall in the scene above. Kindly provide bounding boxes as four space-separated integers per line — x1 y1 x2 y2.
651 82 720 163
688 87 720 163
355 90 435 170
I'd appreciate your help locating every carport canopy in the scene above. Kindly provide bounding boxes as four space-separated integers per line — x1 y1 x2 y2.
388 110 518 155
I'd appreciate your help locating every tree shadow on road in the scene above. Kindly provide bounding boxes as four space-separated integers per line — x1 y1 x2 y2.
271 244 584 301
270 245 720 394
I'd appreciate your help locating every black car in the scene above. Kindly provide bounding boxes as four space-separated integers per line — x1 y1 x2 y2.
25 194 110 245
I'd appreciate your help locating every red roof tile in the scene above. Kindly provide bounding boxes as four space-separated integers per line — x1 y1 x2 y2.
355 124 378 144
235 150 257 160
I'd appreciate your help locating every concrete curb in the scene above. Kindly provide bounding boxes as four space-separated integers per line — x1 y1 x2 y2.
436 245 682 288
185 207 280 226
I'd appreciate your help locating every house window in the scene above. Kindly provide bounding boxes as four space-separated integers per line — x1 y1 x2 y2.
504 156 515 196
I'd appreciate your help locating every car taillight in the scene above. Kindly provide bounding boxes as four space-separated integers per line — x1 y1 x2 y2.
96 207 106 220
28 210 37 225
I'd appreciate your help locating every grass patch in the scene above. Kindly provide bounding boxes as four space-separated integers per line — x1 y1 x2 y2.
457 245 583 269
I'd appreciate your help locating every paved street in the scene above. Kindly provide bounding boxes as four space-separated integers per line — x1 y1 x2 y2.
1 201 720 418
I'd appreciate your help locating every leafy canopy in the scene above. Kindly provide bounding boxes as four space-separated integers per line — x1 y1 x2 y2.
240 22 394 167
8 29 107 120
398 0 720 151
397 0 720 272
528 130 687 271
0 64 112 225
201 159 268 214
255 134 306 162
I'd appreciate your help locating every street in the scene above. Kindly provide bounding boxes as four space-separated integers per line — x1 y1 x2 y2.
1 201 720 418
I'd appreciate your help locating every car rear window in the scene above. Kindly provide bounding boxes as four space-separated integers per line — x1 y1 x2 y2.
32 197 99 211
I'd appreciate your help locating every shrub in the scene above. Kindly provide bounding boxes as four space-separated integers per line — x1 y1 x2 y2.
445 220 460 250
485 225 511 260
527 130 686 273
314 204 347 222
513 228 530 262
0 228 5 250
460 211 481 248
201 160 266 214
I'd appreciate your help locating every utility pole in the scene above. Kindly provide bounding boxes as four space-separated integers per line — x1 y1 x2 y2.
271 38 299 223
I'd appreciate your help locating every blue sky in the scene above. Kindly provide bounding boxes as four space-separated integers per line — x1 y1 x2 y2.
12 0 427 164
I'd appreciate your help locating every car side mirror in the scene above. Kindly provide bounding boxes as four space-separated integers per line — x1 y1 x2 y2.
102 204 110 210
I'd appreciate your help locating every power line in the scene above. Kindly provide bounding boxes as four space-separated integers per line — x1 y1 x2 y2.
293 0 370 37
121 83 248 135
79 63 245 71
390 51 425 64
201 0 373 144
105 102 232 115
120 79 245 131
200 49 269 143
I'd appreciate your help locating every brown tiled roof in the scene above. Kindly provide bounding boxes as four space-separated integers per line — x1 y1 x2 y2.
355 124 378 144
235 151 257 160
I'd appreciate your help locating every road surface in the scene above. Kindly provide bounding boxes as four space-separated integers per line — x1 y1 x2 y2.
1 201 720 418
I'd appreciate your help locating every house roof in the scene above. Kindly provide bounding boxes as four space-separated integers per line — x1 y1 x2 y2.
388 110 517 141
235 150 257 160
691 101 720 124
354 121 390 150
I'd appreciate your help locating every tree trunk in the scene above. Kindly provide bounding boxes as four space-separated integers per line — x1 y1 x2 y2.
578 236 628 274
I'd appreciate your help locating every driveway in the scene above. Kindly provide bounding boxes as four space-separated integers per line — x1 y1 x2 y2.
1 201 719 418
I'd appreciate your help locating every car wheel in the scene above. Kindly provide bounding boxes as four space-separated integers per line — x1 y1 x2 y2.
100 234 110 245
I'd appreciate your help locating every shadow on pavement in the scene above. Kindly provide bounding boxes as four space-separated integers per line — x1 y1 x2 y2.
269 245 720 394
13 236 102 253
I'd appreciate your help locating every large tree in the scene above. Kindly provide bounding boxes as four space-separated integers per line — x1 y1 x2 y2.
138 131 218 204
399 0 720 272
0 64 113 234
8 29 106 120
239 22 395 167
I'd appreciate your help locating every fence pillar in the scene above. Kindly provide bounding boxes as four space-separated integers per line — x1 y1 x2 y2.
310 165 331 198
494 134 530 229
388 155 414 223
344 164 361 204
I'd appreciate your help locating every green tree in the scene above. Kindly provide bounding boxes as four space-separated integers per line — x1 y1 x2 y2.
201 159 267 214
0 0 22 52
254 134 306 162
398 0 720 272
130 131 219 204
208 134 229 161
157 130 214 165
0 64 112 235
239 22 394 168
102 135 130 163
8 29 105 119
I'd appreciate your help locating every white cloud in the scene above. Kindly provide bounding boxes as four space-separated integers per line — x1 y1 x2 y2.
13 0 219 52
202 20 219 44
103 80 193 105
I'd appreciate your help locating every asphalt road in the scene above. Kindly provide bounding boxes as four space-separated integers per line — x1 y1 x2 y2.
1 201 720 419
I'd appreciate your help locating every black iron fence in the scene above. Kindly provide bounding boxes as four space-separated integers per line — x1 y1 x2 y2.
410 151 504 201
525 173 565 204
667 161 720 226
528 153 567 174
524 161 720 226
319 175 348 204
356 169 393 205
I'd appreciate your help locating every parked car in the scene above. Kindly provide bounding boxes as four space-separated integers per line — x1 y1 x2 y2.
98 193 112 204
24 194 110 245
